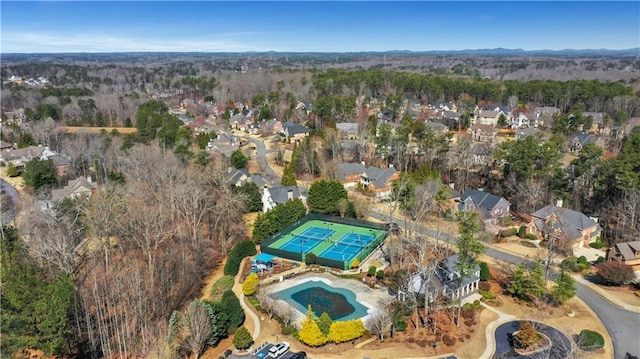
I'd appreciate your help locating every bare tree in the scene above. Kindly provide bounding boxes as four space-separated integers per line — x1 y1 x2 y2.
366 307 392 342
172 300 213 359
272 302 299 328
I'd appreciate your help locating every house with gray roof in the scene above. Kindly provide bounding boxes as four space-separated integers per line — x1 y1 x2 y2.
224 167 251 187
52 176 97 201
607 241 640 272
267 185 305 205
281 121 309 142
515 127 542 140
424 121 449 134
467 124 498 143
336 122 360 139
360 165 399 200
405 254 480 301
528 204 602 251
459 189 510 226
473 110 500 126
337 162 366 189
567 134 604 153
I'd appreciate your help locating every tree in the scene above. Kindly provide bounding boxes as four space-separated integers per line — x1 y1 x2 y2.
22 159 57 192
526 261 547 300
220 291 245 334
508 263 527 299
231 150 248 169
6 162 19 177
479 262 490 281
596 261 635 286
242 273 259 296
367 265 377 277
455 211 485 325
251 199 306 243
497 113 508 128
169 300 215 359
17 132 37 148
317 312 333 336
307 179 348 215
551 269 577 305
194 150 212 168
281 164 297 186
336 198 348 218
298 306 327 346
235 182 262 213
366 309 391 342
233 327 253 350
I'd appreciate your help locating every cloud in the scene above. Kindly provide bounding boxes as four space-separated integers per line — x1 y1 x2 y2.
2 32 273 52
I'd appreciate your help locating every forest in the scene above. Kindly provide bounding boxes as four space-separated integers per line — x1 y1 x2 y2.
1 54 640 357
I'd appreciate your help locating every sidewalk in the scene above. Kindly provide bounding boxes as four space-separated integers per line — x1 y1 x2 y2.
232 257 261 340
479 302 516 358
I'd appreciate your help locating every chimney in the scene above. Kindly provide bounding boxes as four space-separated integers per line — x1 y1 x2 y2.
448 183 455 189
227 167 233 173
389 163 393 168
361 161 366 167
556 198 563 208
287 189 293 201
87 176 92 183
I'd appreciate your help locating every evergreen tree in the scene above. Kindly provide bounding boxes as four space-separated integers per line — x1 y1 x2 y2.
298 306 327 346
307 179 348 215
231 150 248 169
233 327 253 350
526 261 546 299
317 312 333 336
22 159 57 192
508 263 527 299
281 164 297 186
551 269 577 304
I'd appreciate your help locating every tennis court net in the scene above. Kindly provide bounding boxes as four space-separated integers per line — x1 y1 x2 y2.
291 233 327 243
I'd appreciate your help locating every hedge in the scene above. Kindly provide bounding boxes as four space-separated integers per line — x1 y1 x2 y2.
224 241 257 275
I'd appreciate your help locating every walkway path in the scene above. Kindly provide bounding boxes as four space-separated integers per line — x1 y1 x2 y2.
232 257 261 340
479 302 516 358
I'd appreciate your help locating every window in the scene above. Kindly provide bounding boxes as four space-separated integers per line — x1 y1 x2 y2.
530 226 536 234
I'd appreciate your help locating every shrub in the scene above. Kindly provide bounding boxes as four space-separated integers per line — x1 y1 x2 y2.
367 266 377 277
221 290 245 334
560 256 581 273
596 261 635 286
224 241 257 275
590 240 605 249
327 319 366 344
242 273 259 296
577 256 589 265
499 228 518 237
305 253 317 265
577 330 604 351
233 327 253 350
376 270 385 280
596 256 606 264
525 233 538 240
479 262 490 281
518 226 527 238
479 289 496 300
513 322 540 349
394 316 407 331
442 334 456 346
282 326 296 335
478 281 491 291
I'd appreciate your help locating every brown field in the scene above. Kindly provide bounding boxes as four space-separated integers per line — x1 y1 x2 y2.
61 126 138 134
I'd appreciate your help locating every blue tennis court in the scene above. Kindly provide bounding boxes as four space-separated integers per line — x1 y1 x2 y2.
279 226 336 253
319 232 376 262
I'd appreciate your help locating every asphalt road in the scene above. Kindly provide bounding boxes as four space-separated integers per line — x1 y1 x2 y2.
370 210 640 358
244 136 280 186
243 138 640 358
0 178 20 225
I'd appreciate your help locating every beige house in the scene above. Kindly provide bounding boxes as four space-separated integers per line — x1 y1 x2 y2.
528 205 602 251
52 176 97 201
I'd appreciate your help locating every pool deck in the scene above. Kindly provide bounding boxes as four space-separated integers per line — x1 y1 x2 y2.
261 272 394 327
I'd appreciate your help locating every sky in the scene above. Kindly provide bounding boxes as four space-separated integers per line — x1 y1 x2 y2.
1 1 639 53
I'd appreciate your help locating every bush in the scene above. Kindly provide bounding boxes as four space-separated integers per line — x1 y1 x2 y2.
305 253 317 265
560 256 582 273
513 322 540 349
479 262 490 281
597 261 635 286
282 326 296 335
499 228 518 237
327 319 366 344
518 226 527 238
394 317 407 331
233 327 253 350
577 330 604 351
596 256 606 264
221 291 245 334
479 289 496 300
442 334 456 346
367 266 377 277
224 241 257 275
577 256 589 265
525 233 538 240
376 270 385 280
242 273 259 296
590 240 605 249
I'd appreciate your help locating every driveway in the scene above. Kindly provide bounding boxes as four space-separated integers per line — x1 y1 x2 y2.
243 136 280 186
573 246 607 262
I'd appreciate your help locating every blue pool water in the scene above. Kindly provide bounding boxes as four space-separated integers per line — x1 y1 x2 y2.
272 280 369 320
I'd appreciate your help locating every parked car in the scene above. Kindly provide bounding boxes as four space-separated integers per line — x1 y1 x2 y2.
268 342 290 358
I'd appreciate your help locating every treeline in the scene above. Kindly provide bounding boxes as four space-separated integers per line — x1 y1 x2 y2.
312 68 637 114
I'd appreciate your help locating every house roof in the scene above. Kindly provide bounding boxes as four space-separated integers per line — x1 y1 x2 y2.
0 146 45 162
534 106 560 114
49 154 70 167
470 143 491 156
337 162 366 180
363 166 397 188
424 121 448 131
468 124 498 134
52 176 97 201
336 122 359 133
251 174 267 188
614 241 640 261
0 141 13 150
460 189 509 211
440 111 459 120
477 110 499 118
441 254 481 288
496 106 512 115
224 167 250 185
282 121 309 136
569 134 600 145
268 186 300 204
531 205 601 241
583 112 605 124
516 128 541 138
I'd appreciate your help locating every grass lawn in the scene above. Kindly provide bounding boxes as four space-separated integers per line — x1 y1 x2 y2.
210 275 235 301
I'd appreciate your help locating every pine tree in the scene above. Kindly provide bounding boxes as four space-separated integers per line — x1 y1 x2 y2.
551 270 577 304
508 263 527 299
233 327 253 350
317 312 333 336
281 164 297 186
526 261 546 299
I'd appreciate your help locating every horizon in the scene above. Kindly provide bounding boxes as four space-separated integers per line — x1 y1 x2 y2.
1 1 639 53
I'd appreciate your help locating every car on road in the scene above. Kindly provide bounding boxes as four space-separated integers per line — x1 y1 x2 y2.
268 342 290 358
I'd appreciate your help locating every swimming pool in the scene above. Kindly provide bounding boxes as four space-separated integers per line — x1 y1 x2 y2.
271 279 369 321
